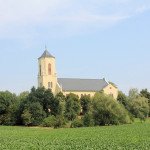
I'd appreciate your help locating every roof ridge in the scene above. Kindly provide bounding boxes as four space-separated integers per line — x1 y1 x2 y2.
58 78 104 80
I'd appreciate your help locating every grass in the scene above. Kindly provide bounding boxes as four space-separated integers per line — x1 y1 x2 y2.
0 119 150 150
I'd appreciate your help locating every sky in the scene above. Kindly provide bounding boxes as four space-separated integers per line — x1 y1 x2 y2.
0 0 150 95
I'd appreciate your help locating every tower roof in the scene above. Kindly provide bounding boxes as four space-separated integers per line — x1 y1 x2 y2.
39 50 55 59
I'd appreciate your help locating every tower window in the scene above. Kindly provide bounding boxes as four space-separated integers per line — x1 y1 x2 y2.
40 65 41 76
48 82 51 88
48 64 51 75
48 82 53 88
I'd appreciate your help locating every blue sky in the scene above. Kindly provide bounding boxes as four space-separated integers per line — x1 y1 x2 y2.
0 0 150 95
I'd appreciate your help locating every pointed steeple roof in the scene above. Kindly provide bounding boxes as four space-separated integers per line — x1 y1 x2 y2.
39 49 55 59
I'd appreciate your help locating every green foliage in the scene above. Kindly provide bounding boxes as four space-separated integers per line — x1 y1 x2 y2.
0 91 17 115
17 91 29 101
21 109 33 126
4 104 20 125
55 92 65 101
130 97 149 121
71 118 83 128
117 91 130 111
92 92 130 125
40 115 55 127
19 87 57 125
83 113 94 127
54 116 66 128
43 88 56 115
40 115 66 128
80 95 91 114
117 91 128 106
27 87 55 115
2 86 150 128
140 89 150 99
27 102 46 126
140 89 150 116
128 88 139 99
65 93 81 120
0 91 19 125
55 92 66 116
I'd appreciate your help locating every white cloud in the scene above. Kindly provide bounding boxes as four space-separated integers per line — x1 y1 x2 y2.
0 0 149 38
136 5 150 13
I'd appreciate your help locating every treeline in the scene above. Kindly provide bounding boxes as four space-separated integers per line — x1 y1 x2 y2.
0 87 149 128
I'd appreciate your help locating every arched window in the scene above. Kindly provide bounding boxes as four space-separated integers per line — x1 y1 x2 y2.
40 65 41 76
48 64 51 75
40 83 42 87
48 82 50 88
48 82 53 88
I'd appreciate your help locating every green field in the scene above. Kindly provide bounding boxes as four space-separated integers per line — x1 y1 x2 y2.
0 120 150 150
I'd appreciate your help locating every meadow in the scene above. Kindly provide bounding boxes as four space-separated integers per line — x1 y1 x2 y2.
0 119 150 150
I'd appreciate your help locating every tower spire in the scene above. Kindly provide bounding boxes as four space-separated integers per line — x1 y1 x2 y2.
45 45 47 50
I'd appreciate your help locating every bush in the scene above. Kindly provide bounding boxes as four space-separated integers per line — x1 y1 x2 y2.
40 115 66 128
92 92 130 126
109 115 119 125
83 113 94 127
21 109 33 126
54 116 66 128
40 115 55 127
71 118 83 128
130 97 149 122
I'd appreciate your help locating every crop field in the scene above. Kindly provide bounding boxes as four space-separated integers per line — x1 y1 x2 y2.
0 119 150 150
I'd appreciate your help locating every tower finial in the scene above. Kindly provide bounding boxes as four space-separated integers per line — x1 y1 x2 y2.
45 45 47 50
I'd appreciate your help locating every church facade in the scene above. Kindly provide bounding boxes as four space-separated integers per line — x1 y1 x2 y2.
38 49 118 99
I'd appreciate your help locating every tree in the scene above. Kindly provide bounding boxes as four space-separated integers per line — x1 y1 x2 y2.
43 88 55 114
24 87 55 115
25 102 46 126
55 92 66 116
17 91 29 101
19 87 57 125
117 91 129 110
92 92 130 125
128 88 139 99
130 97 149 121
0 91 17 115
83 113 94 127
55 92 65 101
65 93 81 120
140 89 150 116
140 89 150 100
21 109 33 126
28 87 45 107
0 91 18 125
80 95 91 114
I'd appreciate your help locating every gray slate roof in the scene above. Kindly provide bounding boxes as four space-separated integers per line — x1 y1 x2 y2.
57 78 109 92
39 50 55 58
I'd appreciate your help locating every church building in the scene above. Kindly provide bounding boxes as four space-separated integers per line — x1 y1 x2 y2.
38 49 118 99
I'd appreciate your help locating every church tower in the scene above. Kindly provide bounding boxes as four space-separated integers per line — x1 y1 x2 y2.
38 48 59 95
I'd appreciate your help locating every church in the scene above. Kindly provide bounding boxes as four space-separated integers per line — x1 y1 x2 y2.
38 49 118 99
